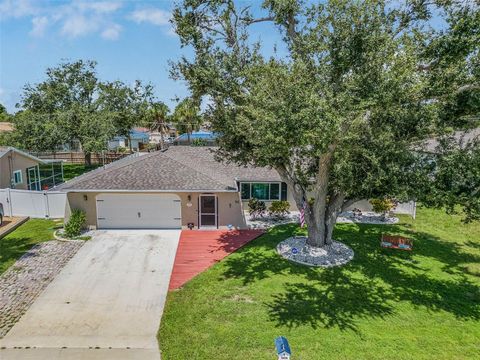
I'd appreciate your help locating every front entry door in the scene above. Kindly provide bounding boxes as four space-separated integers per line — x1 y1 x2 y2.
199 195 217 228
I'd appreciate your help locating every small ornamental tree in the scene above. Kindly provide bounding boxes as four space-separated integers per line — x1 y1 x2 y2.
64 209 87 238
173 0 480 247
369 198 396 219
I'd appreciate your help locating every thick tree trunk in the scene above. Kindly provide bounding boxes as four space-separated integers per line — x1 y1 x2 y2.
276 152 347 248
84 152 92 166
305 201 336 247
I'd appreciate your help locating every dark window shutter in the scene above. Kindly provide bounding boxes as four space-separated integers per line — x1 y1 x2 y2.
281 182 287 201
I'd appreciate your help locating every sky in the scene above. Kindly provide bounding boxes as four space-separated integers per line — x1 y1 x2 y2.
0 0 285 114
0 0 448 114
0 0 193 113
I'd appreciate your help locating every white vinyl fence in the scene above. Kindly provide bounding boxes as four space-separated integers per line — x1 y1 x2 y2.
345 200 417 219
0 189 66 218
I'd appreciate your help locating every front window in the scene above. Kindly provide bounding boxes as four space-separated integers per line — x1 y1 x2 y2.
241 183 251 199
240 182 281 201
13 170 22 184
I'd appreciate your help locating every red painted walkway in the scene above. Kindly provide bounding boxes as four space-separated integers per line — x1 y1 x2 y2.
169 229 264 290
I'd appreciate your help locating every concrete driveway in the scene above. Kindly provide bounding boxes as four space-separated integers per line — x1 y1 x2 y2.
0 230 180 360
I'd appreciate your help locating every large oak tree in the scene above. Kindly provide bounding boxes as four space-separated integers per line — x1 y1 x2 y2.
172 0 479 247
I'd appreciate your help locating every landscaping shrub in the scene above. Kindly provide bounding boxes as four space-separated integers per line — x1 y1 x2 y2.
268 200 290 218
64 209 86 238
369 198 395 219
248 198 266 218
191 138 208 146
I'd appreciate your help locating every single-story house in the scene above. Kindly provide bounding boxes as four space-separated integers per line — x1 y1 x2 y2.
107 129 150 151
421 127 480 153
0 147 64 190
131 125 179 145
55 146 296 230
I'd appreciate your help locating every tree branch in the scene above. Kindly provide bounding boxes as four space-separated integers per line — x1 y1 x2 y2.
341 198 361 212
243 16 275 25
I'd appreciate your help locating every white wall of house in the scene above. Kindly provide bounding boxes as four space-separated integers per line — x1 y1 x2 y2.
108 138 145 151
149 133 165 144
107 139 126 150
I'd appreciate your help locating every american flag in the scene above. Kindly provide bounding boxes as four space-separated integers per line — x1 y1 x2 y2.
300 199 307 227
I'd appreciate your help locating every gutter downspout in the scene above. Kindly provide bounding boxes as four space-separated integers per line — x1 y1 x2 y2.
7 150 14 188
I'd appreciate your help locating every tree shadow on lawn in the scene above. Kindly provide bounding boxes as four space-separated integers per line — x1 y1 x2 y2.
0 237 38 274
222 223 480 332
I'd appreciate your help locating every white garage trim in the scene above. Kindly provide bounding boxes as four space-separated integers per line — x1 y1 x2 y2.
96 193 182 229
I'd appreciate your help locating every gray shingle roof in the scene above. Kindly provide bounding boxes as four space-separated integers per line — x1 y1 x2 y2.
0 148 9 159
0 146 45 163
55 147 281 192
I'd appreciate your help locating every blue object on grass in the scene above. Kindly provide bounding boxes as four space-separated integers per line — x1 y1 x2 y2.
275 336 291 359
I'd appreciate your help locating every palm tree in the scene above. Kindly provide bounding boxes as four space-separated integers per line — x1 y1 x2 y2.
172 98 202 145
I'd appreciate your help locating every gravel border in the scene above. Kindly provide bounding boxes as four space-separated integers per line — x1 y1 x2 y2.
0 240 84 338
53 229 93 242
337 211 399 225
277 236 354 267
247 211 398 229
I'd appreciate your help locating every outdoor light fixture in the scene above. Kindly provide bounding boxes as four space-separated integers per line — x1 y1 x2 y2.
83 195 88 201
186 194 193 207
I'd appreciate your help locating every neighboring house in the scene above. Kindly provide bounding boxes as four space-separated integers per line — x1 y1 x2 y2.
0 122 13 133
0 147 64 190
166 124 178 139
173 131 218 145
421 127 480 153
131 125 179 145
108 129 150 151
148 131 165 145
55 146 296 230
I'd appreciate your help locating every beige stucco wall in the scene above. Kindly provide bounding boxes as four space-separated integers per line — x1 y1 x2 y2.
0 150 40 190
66 191 248 229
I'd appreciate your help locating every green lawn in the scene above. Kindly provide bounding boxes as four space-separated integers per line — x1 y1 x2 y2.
159 208 480 360
62 164 100 181
0 219 58 274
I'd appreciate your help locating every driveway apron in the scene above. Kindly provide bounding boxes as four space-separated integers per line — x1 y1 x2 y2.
0 230 180 360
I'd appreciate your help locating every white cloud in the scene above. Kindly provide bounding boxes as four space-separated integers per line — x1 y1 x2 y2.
29 16 49 37
0 1 177 41
130 8 171 26
101 23 121 40
0 0 38 20
56 1 123 39
61 14 96 38
78 1 122 14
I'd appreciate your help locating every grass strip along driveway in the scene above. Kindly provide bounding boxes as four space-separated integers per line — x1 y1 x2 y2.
0 219 58 274
159 208 480 360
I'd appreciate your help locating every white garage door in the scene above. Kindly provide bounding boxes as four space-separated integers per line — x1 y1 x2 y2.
96 193 182 229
